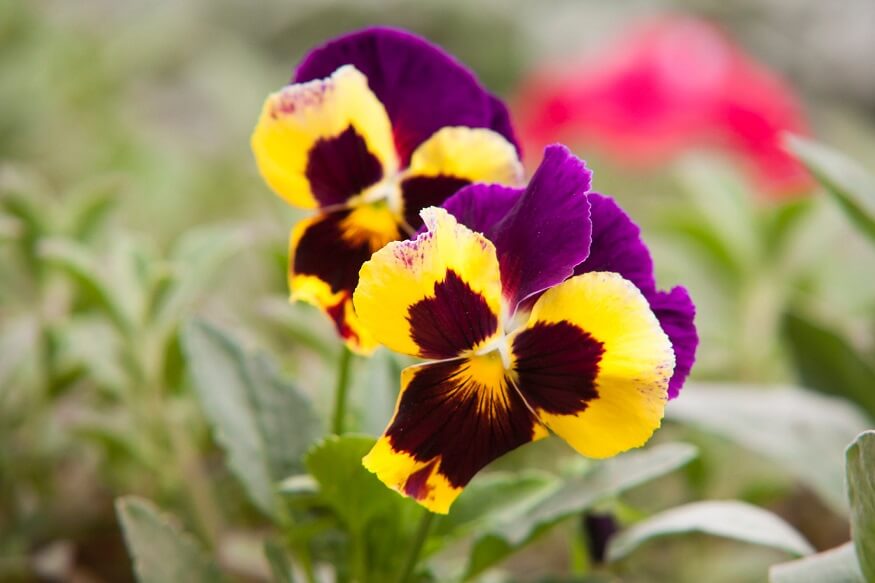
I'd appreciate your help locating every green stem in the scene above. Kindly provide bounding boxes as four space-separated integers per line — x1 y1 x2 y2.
332 347 353 435
396 511 434 583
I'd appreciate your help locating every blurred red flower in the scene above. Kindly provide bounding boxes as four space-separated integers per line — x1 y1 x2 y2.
516 16 812 196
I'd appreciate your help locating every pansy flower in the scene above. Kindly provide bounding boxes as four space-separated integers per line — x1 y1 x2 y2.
251 27 523 352
354 145 696 513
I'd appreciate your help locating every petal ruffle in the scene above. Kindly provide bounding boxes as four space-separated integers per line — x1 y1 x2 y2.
573 193 656 294
354 208 502 359
294 27 519 164
442 183 521 237
400 127 523 230
363 358 545 513
252 66 398 209
289 206 400 353
650 286 697 399
511 272 674 458
574 194 696 396
486 145 592 310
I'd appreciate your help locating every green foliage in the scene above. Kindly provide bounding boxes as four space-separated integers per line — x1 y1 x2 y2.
666 383 870 514
460 442 698 579
304 435 424 581
786 136 875 244
770 543 864 583
768 431 875 582
782 311 875 420
846 431 875 580
116 496 223 583
606 500 813 562
183 319 322 518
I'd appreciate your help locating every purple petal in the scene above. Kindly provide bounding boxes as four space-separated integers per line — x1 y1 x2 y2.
490 145 592 310
294 27 519 165
573 193 656 295
441 182 521 238
650 286 698 399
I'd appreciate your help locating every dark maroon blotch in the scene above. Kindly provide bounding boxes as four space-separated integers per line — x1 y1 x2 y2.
403 459 437 499
400 175 470 230
305 125 383 207
407 270 498 359
387 359 538 489
513 321 604 415
293 210 374 295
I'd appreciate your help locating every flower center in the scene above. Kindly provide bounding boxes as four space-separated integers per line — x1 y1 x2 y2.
473 334 513 370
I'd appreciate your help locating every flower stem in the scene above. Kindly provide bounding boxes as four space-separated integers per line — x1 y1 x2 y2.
331 346 353 435
396 510 434 583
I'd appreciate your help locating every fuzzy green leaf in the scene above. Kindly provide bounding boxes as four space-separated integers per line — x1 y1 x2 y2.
183 319 322 518
783 311 875 419
116 496 223 583
770 543 864 583
786 135 875 243
461 442 697 579
846 430 875 580
607 500 813 562
667 383 870 514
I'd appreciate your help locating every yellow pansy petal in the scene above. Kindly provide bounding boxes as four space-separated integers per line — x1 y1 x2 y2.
289 207 401 353
398 127 524 230
510 271 675 459
363 357 544 514
252 65 399 209
353 207 503 359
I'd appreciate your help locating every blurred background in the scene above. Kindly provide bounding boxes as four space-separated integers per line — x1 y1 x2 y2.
2 0 875 581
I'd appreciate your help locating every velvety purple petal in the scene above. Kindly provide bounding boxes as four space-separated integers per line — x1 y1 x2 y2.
441 182 521 238
650 286 697 399
490 144 592 309
294 27 519 164
573 193 656 295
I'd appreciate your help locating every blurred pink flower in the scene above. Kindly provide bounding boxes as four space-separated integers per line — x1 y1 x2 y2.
517 16 812 196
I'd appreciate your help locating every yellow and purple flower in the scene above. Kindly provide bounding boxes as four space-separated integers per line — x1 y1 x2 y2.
354 145 697 513
251 28 523 352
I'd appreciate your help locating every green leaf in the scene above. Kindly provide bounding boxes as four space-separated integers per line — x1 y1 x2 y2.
432 470 557 539
461 442 697 579
150 225 249 337
770 543 865 583
666 383 870 514
182 319 322 518
38 237 133 334
65 174 122 241
782 311 875 419
846 430 875 581
116 496 223 583
786 135 875 243
607 500 814 562
304 435 423 580
305 435 416 534
263 540 296 583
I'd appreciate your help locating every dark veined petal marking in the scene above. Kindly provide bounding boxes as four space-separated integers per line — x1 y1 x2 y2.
401 175 470 230
305 125 384 206
512 321 605 415
386 358 539 489
407 270 498 359
292 208 398 296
